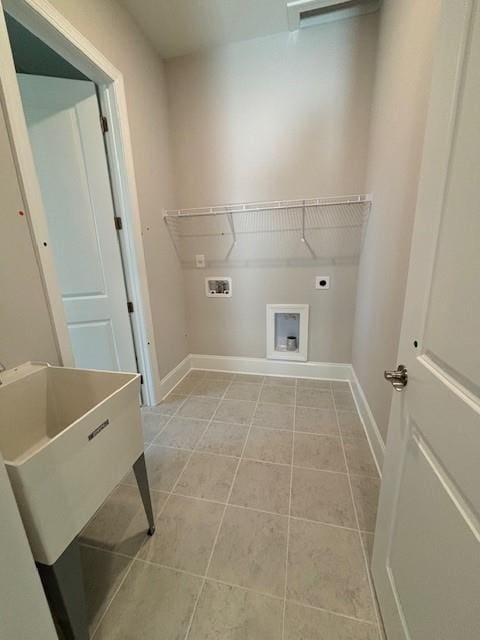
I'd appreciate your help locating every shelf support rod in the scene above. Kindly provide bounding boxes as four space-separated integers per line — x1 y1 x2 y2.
164 216 182 261
300 202 316 259
224 212 236 260
227 212 237 244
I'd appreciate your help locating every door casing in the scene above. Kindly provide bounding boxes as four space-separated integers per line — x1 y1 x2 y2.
0 0 161 405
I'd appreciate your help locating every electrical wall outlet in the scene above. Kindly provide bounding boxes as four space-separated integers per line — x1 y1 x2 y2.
195 254 206 268
315 275 330 289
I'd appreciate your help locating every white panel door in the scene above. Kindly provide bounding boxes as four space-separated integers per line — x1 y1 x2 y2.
18 74 137 373
373 2 480 639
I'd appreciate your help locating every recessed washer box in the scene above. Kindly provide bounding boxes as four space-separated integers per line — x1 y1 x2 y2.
205 277 232 297
266 304 309 361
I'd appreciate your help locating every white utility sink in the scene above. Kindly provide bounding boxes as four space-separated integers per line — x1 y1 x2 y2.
0 362 144 566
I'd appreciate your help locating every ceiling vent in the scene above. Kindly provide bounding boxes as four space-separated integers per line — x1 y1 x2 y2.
287 0 381 30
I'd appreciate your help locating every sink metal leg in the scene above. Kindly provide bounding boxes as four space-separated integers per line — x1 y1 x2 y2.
133 452 156 535
36 538 89 640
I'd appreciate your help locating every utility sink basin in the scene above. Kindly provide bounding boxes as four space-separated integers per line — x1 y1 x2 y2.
0 362 143 566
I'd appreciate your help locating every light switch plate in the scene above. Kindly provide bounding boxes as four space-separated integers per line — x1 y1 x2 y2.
315 275 330 289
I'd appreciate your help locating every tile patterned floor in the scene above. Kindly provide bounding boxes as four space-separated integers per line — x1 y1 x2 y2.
79 370 384 639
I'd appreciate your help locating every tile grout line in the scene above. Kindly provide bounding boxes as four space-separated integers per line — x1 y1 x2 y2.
122 445 378 481
342 383 383 637
282 377 298 639
91 377 214 638
140 399 186 448
90 391 196 636
84 496 369 550
156 374 238 538
80 543 378 627
182 375 267 640
334 387 384 640
93 374 380 638
146 373 233 460
146 431 374 455
90 394 191 637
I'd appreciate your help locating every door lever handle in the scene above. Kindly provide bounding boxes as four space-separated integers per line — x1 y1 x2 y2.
384 365 408 391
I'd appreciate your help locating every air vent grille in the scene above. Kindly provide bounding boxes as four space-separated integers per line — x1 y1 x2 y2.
300 0 360 21
287 0 381 30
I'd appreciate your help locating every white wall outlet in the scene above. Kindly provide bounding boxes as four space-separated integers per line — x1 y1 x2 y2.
315 275 330 290
195 254 206 268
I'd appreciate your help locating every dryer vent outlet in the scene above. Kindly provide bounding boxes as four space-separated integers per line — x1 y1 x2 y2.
315 276 330 289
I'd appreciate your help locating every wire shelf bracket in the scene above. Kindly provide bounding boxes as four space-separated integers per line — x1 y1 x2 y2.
163 194 372 267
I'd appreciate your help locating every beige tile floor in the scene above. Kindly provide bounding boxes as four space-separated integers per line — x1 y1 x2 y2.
79 370 385 639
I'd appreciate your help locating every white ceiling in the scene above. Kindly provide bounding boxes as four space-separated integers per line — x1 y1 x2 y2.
121 0 292 59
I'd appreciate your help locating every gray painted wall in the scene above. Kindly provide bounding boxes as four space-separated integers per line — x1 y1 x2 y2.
166 15 379 363
0 104 59 368
352 0 440 442
185 265 358 362
166 16 378 208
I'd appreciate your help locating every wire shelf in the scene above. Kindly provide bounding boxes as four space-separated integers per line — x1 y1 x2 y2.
164 195 371 267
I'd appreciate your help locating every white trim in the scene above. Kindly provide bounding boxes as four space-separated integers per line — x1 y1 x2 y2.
155 353 384 475
350 367 385 476
98 82 161 405
0 7 73 366
156 354 192 401
0 0 161 404
189 353 352 381
266 304 309 362
184 353 385 475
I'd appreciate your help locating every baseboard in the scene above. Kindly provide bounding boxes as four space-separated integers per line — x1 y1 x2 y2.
189 354 353 381
155 352 385 476
350 367 385 476
155 354 192 403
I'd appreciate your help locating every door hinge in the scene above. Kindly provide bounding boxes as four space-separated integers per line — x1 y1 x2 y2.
127 301 134 313
100 115 109 133
140 374 144 385
114 216 123 230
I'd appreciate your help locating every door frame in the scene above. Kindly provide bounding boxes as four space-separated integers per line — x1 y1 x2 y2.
0 0 161 405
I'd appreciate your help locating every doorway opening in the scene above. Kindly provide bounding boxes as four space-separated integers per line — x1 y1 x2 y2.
7 13 138 373
0 3 160 404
